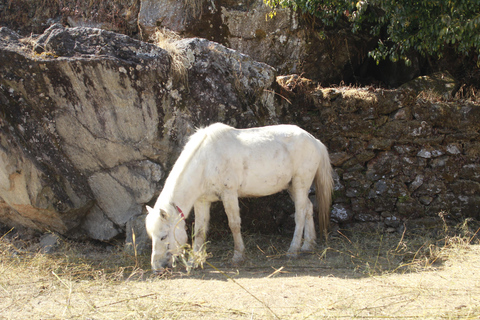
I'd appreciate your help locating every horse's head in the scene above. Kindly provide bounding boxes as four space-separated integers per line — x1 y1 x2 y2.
145 205 188 273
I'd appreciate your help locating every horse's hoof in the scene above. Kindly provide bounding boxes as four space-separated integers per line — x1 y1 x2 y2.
301 245 315 253
286 251 298 259
231 254 245 266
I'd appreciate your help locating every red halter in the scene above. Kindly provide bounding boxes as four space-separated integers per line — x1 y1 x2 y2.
175 205 186 220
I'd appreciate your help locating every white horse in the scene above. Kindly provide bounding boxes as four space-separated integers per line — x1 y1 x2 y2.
146 123 333 272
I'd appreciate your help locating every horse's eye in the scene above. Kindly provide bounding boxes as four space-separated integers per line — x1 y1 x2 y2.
160 235 167 241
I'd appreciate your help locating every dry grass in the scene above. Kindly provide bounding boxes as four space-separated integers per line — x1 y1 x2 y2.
1 218 479 319
151 28 190 87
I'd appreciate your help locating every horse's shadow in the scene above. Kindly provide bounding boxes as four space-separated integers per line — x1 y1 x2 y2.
156 225 447 281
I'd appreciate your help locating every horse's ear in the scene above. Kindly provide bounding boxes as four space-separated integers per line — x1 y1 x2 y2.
160 209 169 220
146 205 169 220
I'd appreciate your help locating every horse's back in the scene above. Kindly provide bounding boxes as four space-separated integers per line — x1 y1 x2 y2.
201 123 314 144
236 124 323 165
201 124 325 197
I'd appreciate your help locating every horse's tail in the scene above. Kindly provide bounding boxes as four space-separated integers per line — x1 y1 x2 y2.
315 142 333 240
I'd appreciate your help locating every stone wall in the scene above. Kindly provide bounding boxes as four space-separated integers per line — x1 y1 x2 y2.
276 79 480 233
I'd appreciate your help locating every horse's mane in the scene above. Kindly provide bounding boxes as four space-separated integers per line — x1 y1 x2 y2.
157 123 233 206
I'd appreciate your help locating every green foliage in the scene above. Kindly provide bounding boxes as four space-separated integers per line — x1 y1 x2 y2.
265 0 480 65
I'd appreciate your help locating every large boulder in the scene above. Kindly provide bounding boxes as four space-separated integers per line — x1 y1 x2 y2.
0 25 276 240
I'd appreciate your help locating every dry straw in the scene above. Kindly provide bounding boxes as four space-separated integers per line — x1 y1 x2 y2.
1 214 479 319
151 28 190 87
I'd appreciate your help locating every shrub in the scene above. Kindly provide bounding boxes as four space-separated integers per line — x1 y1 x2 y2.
265 0 480 66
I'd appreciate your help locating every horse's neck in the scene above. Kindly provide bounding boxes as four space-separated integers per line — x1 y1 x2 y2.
160 157 205 218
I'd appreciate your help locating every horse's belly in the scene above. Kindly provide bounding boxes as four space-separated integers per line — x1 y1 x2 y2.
238 162 292 197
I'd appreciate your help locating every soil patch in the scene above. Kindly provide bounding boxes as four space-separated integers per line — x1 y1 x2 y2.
1 223 479 319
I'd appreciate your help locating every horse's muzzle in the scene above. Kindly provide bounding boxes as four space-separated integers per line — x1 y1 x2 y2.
152 252 173 273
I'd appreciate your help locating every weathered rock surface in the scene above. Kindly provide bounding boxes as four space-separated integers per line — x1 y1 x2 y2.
0 25 276 241
138 0 187 39
1 0 419 87
0 0 140 36
138 0 375 84
400 71 460 98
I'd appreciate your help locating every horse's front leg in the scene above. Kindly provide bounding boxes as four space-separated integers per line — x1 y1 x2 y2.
193 200 211 253
222 190 245 265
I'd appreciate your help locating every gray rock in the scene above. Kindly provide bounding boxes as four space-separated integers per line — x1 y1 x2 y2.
400 71 459 98
446 144 462 155
384 215 401 228
409 175 424 192
331 204 354 223
138 0 187 40
82 205 122 240
460 164 480 182
126 214 150 255
39 233 61 254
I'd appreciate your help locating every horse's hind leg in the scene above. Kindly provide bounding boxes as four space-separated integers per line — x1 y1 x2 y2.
193 200 211 253
288 182 315 255
301 199 316 252
222 190 245 265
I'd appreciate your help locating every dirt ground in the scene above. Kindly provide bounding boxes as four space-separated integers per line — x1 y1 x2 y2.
1 225 480 319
